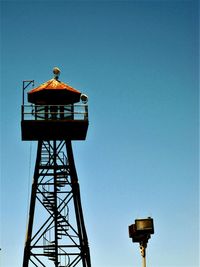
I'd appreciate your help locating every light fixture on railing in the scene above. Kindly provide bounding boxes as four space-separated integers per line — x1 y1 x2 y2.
81 94 88 104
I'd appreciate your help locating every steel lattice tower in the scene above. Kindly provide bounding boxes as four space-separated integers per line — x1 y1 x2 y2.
21 68 91 267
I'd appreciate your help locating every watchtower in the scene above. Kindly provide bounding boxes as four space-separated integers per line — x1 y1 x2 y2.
21 68 91 267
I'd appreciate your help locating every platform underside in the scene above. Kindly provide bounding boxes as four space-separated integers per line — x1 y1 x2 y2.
21 120 88 140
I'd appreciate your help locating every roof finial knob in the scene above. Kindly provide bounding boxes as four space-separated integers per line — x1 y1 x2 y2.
53 67 61 80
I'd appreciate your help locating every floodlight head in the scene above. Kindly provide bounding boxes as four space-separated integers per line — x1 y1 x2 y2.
81 94 88 104
135 217 154 235
128 217 154 244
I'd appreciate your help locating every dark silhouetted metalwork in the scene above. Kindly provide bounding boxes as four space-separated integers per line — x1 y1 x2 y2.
21 74 91 267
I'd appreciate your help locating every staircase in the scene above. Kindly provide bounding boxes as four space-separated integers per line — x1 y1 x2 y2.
43 235 70 266
42 192 70 266
41 142 70 266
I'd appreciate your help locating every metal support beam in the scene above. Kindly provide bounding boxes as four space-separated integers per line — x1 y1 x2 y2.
22 140 91 267
66 141 91 267
23 141 42 267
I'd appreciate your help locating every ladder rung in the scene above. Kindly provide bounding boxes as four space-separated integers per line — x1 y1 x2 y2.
44 248 55 251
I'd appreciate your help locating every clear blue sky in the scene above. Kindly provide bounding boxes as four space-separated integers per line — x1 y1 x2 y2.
1 1 199 267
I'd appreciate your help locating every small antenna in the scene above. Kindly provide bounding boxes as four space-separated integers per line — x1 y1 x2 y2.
22 80 34 106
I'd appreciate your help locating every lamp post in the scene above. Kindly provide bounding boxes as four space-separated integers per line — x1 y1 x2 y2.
128 217 154 267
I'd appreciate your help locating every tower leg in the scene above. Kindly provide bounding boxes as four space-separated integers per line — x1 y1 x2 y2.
23 141 42 267
66 141 91 267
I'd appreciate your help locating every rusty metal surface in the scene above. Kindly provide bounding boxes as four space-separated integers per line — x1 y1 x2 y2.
28 79 81 104
29 78 80 93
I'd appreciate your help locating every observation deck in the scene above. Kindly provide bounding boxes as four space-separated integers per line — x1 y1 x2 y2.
21 68 89 141
21 104 88 140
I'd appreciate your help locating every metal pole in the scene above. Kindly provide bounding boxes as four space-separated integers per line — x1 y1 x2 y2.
22 80 34 106
142 254 146 267
140 242 147 267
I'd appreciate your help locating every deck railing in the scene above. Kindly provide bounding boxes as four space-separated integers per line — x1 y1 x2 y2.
21 104 88 121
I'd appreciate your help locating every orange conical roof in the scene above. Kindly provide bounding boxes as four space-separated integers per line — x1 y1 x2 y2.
28 68 81 105
29 78 80 93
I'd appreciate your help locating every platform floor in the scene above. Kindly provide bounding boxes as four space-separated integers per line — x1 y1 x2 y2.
21 120 88 140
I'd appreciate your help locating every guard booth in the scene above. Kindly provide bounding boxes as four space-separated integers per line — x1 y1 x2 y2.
21 68 88 140
21 68 91 267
